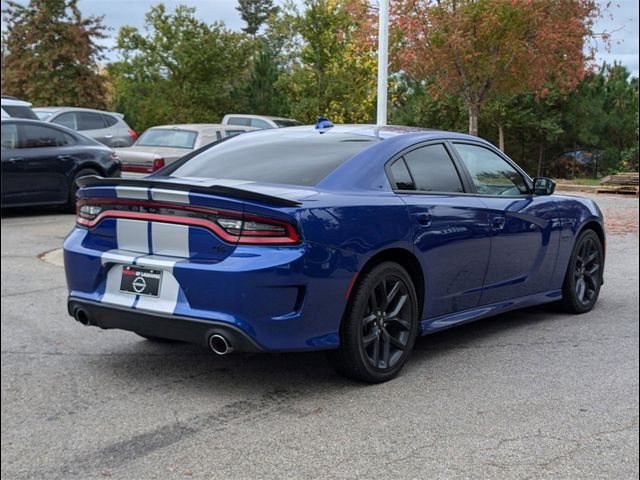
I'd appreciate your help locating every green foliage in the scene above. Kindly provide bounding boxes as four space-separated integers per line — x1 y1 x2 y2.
275 0 377 124
109 4 252 132
236 0 278 36
1 0 107 108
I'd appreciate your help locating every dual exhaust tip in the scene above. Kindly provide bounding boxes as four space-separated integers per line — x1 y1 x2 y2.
73 308 234 356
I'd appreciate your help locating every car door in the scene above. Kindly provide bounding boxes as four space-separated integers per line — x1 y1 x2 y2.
388 142 492 321
450 141 561 305
9 123 77 205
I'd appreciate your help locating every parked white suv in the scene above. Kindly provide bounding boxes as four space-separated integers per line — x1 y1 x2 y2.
1 96 38 119
221 114 301 129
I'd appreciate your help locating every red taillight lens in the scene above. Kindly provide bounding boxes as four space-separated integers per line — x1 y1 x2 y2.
75 200 300 245
152 158 165 171
128 129 138 140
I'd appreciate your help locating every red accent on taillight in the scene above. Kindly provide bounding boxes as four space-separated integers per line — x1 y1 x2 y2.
122 164 153 173
75 199 300 245
128 129 138 140
152 158 165 171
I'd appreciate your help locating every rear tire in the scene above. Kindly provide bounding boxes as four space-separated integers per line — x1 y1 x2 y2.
328 262 419 383
561 229 604 314
67 168 99 212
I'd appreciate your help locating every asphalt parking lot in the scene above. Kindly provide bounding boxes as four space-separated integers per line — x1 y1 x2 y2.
1 193 638 480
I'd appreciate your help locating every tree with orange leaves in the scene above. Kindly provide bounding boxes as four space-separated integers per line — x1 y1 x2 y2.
391 0 602 136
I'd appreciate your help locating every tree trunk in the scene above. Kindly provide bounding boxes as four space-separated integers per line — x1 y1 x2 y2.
498 124 505 152
537 141 545 177
468 103 480 137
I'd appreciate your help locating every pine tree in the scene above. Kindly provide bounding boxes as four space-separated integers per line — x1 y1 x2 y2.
236 0 278 37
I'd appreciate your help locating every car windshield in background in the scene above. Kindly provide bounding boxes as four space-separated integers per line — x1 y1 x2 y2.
136 129 197 149
273 119 302 128
167 132 378 186
34 110 55 120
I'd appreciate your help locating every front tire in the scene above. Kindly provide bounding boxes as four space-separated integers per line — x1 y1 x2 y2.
561 229 604 313
329 262 419 383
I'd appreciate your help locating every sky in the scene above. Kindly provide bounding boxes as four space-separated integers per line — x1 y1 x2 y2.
1 0 638 77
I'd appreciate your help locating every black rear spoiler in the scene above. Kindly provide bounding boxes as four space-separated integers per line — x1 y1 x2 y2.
76 176 302 207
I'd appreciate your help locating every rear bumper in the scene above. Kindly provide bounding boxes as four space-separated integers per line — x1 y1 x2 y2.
68 298 263 352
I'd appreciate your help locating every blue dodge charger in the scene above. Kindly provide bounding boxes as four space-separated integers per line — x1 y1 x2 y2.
63 124 605 382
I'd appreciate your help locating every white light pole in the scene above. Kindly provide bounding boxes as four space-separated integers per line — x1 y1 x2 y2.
376 0 389 126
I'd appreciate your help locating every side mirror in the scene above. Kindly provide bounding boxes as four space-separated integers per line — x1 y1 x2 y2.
533 177 556 195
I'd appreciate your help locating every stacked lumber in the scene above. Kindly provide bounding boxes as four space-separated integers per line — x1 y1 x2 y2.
597 173 639 196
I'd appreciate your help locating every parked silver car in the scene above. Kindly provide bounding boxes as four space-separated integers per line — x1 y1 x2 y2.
33 107 137 148
221 114 301 129
116 124 256 174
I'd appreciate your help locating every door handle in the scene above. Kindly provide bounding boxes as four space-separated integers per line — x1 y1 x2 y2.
104 134 114 138
416 213 432 226
57 155 72 161
9 157 25 163
492 216 506 228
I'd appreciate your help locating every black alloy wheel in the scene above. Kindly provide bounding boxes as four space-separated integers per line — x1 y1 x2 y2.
562 229 604 313
329 262 419 383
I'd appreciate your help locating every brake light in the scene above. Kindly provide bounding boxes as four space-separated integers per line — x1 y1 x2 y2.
128 129 138 140
75 199 300 245
152 158 165 171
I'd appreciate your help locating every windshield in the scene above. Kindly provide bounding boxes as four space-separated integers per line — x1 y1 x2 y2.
165 131 378 186
136 129 197 149
35 110 55 120
273 119 302 128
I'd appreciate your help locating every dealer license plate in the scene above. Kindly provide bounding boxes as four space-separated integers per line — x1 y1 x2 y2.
120 266 162 297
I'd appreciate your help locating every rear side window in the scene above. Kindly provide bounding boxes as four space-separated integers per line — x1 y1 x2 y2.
401 144 464 193
77 112 106 131
19 124 75 148
227 117 251 126
52 112 77 129
102 114 118 127
225 130 246 137
167 132 378 186
389 159 414 190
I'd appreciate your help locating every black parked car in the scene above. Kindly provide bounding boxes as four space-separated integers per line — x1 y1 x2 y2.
1 118 121 209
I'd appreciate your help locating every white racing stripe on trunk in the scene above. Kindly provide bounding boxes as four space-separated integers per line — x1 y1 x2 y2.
151 223 190 257
101 263 136 308
135 271 181 314
116 186 149 200
150 188 190 204
136 255 180 271
116 219 149 254
101 249 137 265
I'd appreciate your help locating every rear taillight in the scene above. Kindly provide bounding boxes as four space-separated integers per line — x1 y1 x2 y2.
128 129 138 140
152 158 165 171
75 200 300 245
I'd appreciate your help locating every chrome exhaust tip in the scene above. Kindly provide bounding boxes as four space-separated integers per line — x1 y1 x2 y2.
74 308 90 326
208 334 233 355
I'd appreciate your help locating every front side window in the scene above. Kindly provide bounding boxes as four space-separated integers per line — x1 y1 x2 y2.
454 143 528 196
399 143 464 193
1 123 19 149
52 112 77 130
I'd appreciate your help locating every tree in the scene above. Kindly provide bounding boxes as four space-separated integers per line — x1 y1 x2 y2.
276 0 378 123
392 0 601 136
236 0 278 37
110 4 252 132
1 0 107 108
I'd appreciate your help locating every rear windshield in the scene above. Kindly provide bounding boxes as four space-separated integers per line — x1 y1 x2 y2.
166 131 378 186
2 105 39 120
273 119 302 128
136 129 197 149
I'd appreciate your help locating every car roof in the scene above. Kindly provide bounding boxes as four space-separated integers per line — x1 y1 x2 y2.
147 124 258 133
33 106 123 117
1 97 32 107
